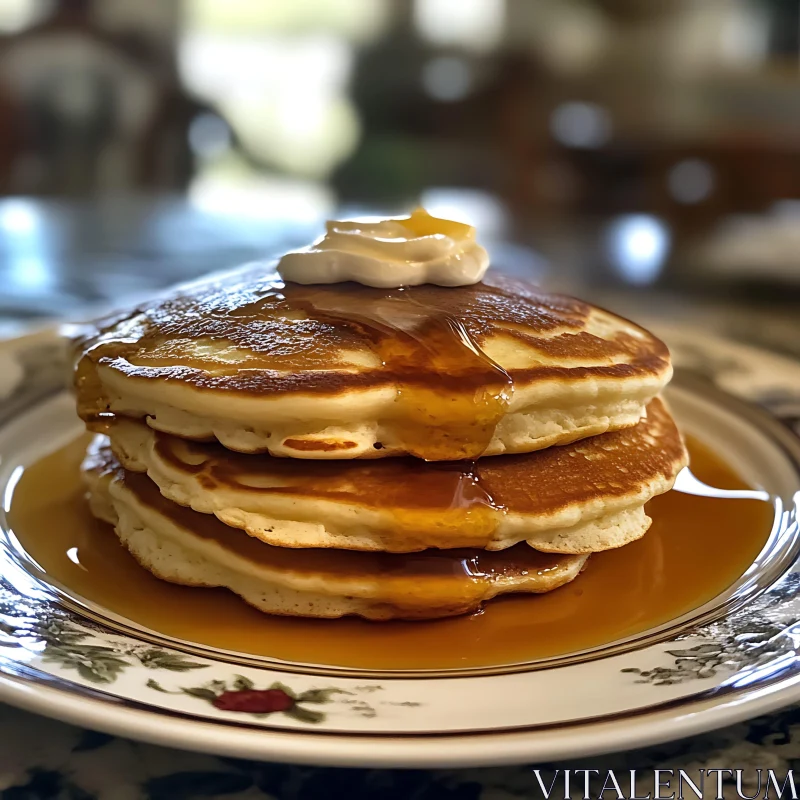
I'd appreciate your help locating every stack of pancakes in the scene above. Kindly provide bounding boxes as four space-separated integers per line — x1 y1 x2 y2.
73 265 687 620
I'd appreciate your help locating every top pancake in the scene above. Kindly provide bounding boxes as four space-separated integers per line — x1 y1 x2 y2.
73 264 672 461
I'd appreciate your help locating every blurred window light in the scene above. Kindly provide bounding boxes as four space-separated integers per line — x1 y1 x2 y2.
719 8 768 68
0 0 52 33
526 3 606 77
420 188 508 238
188 112 232 160
421 56 472 103
550 102 611 150
674 0 768 74
189 171 333 224
414 0 504 52
179 33 352 103
668 159 715 205
183 0 390 44
606 215 670 286
0 200 39 237
179 34 358 178
221 92 359 178
9 256 52 290
0 200 53 292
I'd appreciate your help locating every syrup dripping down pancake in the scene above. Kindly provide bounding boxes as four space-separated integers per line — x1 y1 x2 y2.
72 267 672 461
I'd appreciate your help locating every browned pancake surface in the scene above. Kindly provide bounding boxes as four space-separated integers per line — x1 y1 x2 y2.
138 397 683 518
85 441 573 585
75 267 669 399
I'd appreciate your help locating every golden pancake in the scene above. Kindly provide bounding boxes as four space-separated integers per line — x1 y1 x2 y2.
82 440 589 621
105 397 687 554
73 266 672 461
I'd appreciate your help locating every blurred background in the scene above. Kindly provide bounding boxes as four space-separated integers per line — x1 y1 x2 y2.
1 0 800 353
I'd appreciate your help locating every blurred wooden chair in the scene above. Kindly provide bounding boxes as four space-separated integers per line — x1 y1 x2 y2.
0 2 186 195
644 137 800 236
0 79 22 192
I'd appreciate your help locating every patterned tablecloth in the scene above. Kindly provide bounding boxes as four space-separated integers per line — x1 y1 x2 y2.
1 702 798 799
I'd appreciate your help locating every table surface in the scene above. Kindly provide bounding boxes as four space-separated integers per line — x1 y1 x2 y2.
2 195 800 796
2 194 799 356
0 702 796 798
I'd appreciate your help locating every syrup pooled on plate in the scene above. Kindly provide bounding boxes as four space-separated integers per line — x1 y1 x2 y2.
6 435 773 671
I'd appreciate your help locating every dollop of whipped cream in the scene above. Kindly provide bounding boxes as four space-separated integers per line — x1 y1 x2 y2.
276 208 490 288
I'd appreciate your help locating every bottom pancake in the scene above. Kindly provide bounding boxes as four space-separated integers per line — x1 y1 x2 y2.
82 439 589 621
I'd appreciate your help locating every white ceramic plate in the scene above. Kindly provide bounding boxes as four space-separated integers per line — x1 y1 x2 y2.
1 327 800 768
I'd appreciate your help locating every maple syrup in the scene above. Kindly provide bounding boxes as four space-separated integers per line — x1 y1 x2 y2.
5 435 773 671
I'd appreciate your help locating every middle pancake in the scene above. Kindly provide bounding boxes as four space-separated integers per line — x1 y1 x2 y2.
106 397 687 554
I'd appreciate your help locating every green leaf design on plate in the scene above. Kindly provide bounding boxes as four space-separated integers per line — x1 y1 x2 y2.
283 705 325 724
43 644 131 684
233 675 255 691
665 644 722 657
0 590 213 687
136 648 208 672
295 688 349 705
268 681 297 700
181 687 219 701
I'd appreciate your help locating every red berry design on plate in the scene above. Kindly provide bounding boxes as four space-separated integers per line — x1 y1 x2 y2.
212 688 294 714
